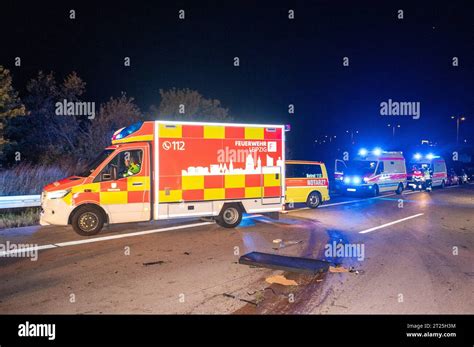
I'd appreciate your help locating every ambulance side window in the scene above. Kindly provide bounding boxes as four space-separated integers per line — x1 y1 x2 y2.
286 164 296 178
95 149 143 182
95 155 119 182
286 164 322 178
376 162 384 175
117 150 143 178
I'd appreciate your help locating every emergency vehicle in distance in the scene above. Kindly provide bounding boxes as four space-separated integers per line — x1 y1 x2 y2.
285 160 330 208
40 121 285 236
407 153 447 190
335 148 407 196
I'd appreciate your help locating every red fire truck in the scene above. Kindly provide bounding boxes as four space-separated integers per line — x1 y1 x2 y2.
40 121 285 236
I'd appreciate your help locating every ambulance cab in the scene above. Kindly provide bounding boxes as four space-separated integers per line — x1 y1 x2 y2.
285 160 330 208
335 148 407 196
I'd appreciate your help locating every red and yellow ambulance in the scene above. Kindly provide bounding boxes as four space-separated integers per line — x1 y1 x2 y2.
40 121 285 236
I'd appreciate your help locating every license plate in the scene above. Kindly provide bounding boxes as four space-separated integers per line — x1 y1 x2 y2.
347 188 356 192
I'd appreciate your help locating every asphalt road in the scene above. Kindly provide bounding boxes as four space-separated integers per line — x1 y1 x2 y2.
0 184 473 314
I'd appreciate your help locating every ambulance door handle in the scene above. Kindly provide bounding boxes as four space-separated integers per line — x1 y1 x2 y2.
132 182 143 186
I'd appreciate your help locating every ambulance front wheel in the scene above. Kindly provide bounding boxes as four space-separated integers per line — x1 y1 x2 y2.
372 184 379 197
71 205 105 236
396 183 404 195
216 204 243 228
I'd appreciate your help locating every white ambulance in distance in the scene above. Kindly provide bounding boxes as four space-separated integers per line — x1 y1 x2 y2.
408 153 448 188
335 148 407 196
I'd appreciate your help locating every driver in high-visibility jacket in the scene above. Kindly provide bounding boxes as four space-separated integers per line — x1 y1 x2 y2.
123 157 141 177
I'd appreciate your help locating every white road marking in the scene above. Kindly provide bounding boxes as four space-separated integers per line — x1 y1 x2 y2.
0 221 213 257
358 213 424 234
321 193 396 207
289 184 462 212
288 192 397 212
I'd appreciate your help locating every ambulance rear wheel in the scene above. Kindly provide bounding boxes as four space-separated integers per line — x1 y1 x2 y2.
216 204 243 228
306 191 321 208
72 205 105 236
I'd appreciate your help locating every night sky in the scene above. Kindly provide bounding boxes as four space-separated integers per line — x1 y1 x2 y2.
2 0 473 162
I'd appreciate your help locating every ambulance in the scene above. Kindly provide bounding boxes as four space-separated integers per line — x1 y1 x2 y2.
40 121 285 236
285 160 330 208
408 153 447 189
335 148 407 196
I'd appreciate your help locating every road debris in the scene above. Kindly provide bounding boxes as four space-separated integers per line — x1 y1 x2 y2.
272 239 282 244
349 267 364 275
265 274 298 286
142 260 166 266
239 252 330 274
272 240 303 250
329 265 349 273
222 293 258 306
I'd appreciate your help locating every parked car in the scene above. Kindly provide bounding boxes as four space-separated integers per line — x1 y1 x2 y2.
446 169 460 186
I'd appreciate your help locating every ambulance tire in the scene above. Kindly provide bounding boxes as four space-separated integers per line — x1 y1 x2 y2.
372 184 379 197
306 191 321 208
216 204 243 228
71 205 105 236
396 183 404 195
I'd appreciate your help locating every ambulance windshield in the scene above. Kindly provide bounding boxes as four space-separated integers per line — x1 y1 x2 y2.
345 160 377 175
77 149 114 177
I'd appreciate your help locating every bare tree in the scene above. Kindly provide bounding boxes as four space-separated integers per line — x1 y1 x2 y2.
148 88 232 122
79 93 142 159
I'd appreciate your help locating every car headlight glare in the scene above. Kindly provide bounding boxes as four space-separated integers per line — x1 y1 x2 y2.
353 176 361 184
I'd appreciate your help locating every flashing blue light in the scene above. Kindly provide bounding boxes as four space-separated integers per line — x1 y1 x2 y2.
353 176 361 184
358 148 368 156
414 153 422 160
344 177 351 184
426 153 434 160
372 148 383 156
113 121 143 141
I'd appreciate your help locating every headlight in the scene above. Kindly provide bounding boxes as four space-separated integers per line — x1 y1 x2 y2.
46 189 71 199
344 177 351 184
353 176 361 184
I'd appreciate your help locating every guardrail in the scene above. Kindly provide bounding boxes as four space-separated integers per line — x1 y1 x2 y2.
0 195 41 209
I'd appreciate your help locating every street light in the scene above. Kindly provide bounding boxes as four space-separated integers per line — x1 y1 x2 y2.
451 116 466 144
387 123 401 137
